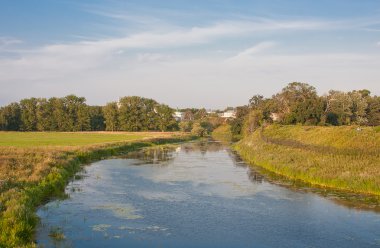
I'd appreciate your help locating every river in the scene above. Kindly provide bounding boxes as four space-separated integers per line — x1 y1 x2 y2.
36 140 380 247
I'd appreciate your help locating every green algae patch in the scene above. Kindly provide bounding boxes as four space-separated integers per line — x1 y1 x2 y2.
95 204 143 220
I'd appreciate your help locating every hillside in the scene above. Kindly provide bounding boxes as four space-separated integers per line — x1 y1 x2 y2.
234 125 380 195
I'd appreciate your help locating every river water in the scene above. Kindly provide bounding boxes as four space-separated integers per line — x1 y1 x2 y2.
36 141 380 247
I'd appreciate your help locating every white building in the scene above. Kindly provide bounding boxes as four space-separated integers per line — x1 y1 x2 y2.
220 110 236 119
270 113 281 122
174 111 184 121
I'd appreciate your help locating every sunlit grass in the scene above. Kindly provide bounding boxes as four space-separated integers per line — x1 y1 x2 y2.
234 125 380 196
0 131 178 147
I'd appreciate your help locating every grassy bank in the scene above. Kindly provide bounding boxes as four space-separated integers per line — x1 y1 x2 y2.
0 132 193 247
234 125 380 196
211 124 233 143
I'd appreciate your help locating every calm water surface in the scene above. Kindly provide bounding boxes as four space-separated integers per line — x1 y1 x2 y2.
36 141 380 247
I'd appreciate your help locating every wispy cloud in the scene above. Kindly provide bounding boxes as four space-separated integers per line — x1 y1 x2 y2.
226 42 276 63
1 15 380 107
0 37 22 50
0 19 333 81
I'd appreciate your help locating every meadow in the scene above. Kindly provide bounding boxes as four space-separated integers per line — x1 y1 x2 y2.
0 131 179 147
0 131 192 247
234 125 380 196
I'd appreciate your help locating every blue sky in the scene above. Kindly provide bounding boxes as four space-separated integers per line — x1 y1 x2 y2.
1 0 380 108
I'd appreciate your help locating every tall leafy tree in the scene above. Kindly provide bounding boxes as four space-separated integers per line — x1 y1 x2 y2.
367 96 380 126
103 102 119 131
49 97 67 131
275 82 320 124
349 91 368 125
0 103 21 131
20 98 38 131
36 98 53 131
155 104 177 131
89 106 105 131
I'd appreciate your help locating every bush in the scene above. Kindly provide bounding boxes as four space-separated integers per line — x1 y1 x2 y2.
191 122 208 137
243 110 263 137
179 121 193 132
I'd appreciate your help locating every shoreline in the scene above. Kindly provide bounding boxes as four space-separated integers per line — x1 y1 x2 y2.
0 135 194 247
232 125 380 197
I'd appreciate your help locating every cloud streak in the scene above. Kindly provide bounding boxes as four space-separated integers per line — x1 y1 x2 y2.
0 19 334 81
1 16 380 107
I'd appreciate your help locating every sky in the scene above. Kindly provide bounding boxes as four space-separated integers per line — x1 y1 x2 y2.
1 0 380 109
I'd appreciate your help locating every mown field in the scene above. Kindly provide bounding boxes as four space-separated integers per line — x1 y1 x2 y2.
0 131 191 247
0 131 179 147
234 125 380 196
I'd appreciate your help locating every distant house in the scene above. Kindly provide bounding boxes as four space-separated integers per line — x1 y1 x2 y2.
270 113 281 122
220 110 236 119
173 111 184 121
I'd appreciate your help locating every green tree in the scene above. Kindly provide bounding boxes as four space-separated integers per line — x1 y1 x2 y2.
325 90 356 125
63 95 90 131
76 104 91 131
118 96 147 131
243 110 263 136
191 122 207 137
275 82 320 124
155 104 177 131
349 91 368 125
367 96 380 126
0 103 21 131
179 121 193 132
194 108 207 120
249 95 264 109
89 106 105 131
20 98 38 131
103 102 119 131
230 105 249 136
36 98 52 131
49 97 67 131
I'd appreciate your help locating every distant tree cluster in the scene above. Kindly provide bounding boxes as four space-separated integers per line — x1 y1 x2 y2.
231 82 380 137
103 96 177 131
0 95 177 132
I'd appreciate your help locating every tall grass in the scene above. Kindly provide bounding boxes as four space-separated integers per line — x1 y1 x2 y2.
0 132 193 247
234 125 380 196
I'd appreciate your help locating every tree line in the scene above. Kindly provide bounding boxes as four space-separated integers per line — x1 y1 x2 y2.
230 82 380 137
0 95 178 132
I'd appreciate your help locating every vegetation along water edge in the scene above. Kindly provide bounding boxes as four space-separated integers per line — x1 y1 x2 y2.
231 125 380 196
0 132 194 248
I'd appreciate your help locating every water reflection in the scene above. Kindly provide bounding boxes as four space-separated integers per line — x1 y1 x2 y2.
125 140 379 210
36 140 380 248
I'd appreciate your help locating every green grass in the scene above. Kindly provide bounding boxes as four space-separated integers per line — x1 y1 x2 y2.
0 132 193 247
0 131 178 147
234 125 380 196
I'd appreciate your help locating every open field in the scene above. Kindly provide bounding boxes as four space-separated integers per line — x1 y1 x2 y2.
0 131 192 247
0 131 179 147
234 125 380 196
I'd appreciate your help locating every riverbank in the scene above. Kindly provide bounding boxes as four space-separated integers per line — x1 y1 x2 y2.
0 132 193 247
233 125 380 196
